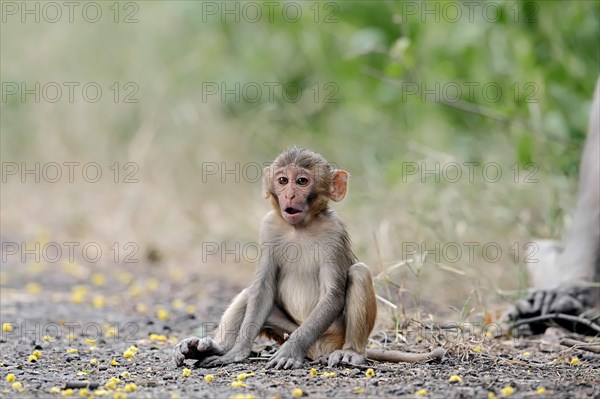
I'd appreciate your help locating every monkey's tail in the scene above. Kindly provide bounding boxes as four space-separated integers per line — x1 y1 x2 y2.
366 347 446 363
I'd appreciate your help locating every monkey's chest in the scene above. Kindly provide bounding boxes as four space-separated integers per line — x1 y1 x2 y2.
276 262 320 324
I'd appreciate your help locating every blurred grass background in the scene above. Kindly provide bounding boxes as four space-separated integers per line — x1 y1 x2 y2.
1 1 599 322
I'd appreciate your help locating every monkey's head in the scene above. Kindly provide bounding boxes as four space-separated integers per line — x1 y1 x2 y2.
263 147 348 226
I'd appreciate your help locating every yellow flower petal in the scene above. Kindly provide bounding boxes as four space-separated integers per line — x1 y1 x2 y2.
6 373 15 382
365 368 375 378
204 374 214 382
448 375 462 383
536 387 546 394
2 323 13 332
415 388 427 397
353 387 364 394
12 381 24 392
182 368 192 377
60 388 73 396
292 388 303 398
231 381 247 388
309 368 318 376
50 386 61 394
501 386 515 397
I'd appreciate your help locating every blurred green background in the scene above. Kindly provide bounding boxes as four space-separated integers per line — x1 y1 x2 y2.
2 0 599 321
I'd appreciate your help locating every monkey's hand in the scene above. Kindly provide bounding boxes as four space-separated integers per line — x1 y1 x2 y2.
201 345 252 367
506 284 600 335
266 342 305 369
173 337 224 367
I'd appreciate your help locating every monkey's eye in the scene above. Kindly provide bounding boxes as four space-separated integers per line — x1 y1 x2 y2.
296 177 309 186
277 176 289 185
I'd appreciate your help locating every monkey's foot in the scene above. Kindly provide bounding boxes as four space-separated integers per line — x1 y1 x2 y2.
266 346 305 369
324 349 365 367
505 285 600 335
173 337 224 367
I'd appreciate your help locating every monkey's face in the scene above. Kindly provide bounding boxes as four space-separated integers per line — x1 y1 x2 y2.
272 166 316 225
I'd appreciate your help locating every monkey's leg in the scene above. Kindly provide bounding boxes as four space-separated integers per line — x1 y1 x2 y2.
326 263 377 367
507 79 600 335
262 304 299 343
173 289 249 366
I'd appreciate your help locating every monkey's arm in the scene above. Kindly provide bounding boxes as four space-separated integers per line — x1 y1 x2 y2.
266 263 346 370
203 247 277 366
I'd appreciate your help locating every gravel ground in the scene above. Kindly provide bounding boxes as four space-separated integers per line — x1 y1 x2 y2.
1 258 598 399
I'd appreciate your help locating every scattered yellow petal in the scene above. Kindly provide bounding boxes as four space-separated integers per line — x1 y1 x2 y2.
135 303 148 313
116 271 133 285
472 346 482 353
501 386 515 397
523 352 530 357
120 372 130 378
2 323 13 332
92 296 105 309
156 309 169 320
186 305 196 314
26 282 42 294
124 383 137 393
12 381 24 392
32 349 42 359
172 299 185 309
105 327 118 338
6 373 15 382
66 333 76 341
536 387 546 394
43 335 56 342
182 368 192 377
204 374 214 382
365 368 375 378
231 381 247 388
91 273 106 286
309 368 318 376
127 346 139 354
66 348 78 354
123 350 135 359
292 388 303 397
353 387 364 394
27 355 37 362
79 388 88 397
146 278 160 291
128 285 141 298
105 377 121 390
60 388 73 396
90 358 99 365
488 393 498 399
236 372 254 381
415 389 427 397
94 389 110 396
50 386 61 394
569 357 580 365
322 371 336 377
149 333 168 342
84 338 97 345
485 331 493 338
448 375 462 383
110 358 119 366
113 393 127 399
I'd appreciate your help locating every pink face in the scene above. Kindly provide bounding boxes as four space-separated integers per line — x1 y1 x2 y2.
273 167 315 225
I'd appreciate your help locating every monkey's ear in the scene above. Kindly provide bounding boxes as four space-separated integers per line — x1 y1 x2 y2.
262 166 273 199
329 170 349 202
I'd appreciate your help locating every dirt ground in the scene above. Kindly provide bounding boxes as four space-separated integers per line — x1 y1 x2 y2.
1 258 598 399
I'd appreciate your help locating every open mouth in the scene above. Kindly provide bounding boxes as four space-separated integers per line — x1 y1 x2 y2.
284 207 302 215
